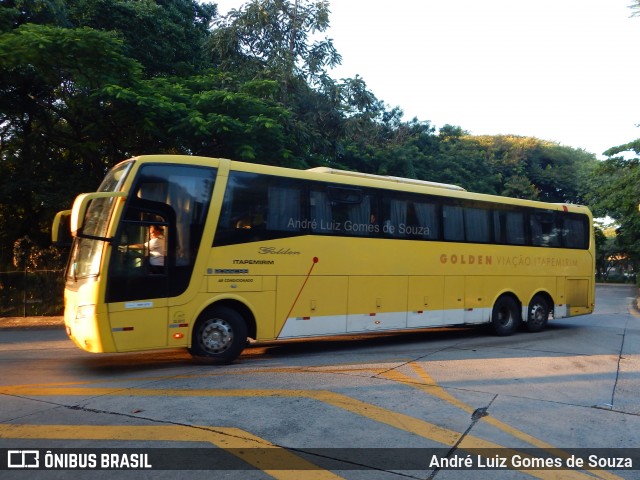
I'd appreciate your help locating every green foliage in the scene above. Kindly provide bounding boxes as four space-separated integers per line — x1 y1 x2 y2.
586 155 640 271
0 3 298 268
208 0 340 89
0 0 70 31
144 73 290 165
0 0 605 272
0 24 143 266
462 136 597 201
583 5 640 273
207 0 345 165
65 0 217 76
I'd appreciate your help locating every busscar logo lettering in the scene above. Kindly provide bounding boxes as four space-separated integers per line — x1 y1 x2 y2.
8 450 39 468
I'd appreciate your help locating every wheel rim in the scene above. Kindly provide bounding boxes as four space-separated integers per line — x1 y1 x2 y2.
199 318 233 354
497 306 513 327
529 303 547 327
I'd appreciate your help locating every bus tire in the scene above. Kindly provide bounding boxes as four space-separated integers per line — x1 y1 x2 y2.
526 295 550 333
491 296 519 336
190 306 248 364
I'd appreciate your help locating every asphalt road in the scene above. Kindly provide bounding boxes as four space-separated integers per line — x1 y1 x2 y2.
0 284 639 479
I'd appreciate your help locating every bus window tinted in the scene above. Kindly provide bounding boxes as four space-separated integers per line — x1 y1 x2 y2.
465 206 491 243
216 172 305 245
214 171 590 250
531 211 561 247
311 186 376 237
443 205 464 241
562 215 589 249
494 209 526 245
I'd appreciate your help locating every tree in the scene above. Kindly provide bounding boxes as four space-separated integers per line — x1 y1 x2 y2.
0 1 304 269
101 73 297 164
586 153 640 274
461 136 596 201
208 0 351 166
208 0 340 94
0 24 143 267
425 129 501 194
65 0 217 76
0 0 70 31
592 2 640 277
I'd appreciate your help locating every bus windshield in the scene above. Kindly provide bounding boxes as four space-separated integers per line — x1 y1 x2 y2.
66 161 134 281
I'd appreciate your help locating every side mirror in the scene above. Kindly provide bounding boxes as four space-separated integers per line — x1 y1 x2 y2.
51 210 72 246
70 192 127 237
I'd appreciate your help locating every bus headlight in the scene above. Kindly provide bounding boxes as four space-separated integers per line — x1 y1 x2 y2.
76 304 96 320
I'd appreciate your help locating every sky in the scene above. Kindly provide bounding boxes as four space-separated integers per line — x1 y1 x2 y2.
213 0 640 158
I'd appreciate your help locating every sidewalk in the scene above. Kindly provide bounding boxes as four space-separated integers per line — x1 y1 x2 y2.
0 316 64 330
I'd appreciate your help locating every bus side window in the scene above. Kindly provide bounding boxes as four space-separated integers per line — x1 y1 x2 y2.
443 205 464 241
494 209 526 245
266 185 301 232
310 190 333 233
216 171 306 245
386 196 439 240
313 186 376 237
216 172 268 243
465 207 491 243
412 201 439 240
531 211 561 247
382 198 407 238
346 194 374 236
113 222 147 276
562 215 589 249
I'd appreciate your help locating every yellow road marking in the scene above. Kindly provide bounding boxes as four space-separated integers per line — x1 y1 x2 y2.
1 385 614 480
381 365 558 446
0 424 342 480
0 364 390 390
379 362 621 480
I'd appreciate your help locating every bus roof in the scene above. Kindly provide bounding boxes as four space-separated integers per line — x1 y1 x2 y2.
129 155 590 216
307 167 467 192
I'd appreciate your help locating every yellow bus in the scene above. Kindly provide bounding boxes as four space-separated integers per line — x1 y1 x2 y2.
52 155 595 363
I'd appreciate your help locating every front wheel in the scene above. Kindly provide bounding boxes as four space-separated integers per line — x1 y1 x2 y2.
526 295 550 333
490 296 520 336
189 306 248 364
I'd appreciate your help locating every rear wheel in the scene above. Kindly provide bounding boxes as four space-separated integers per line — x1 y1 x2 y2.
526 295 550 333
189 306 247 364
491 296 520 336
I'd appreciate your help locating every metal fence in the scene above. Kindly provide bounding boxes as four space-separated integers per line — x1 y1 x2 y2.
0 270 64 317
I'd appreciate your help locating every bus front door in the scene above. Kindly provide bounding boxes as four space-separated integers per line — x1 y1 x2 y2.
106 218 170 351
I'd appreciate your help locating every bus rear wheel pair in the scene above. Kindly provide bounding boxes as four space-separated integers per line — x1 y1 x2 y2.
491 294 550 336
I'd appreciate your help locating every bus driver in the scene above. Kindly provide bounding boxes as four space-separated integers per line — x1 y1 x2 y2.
129 225 166 273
